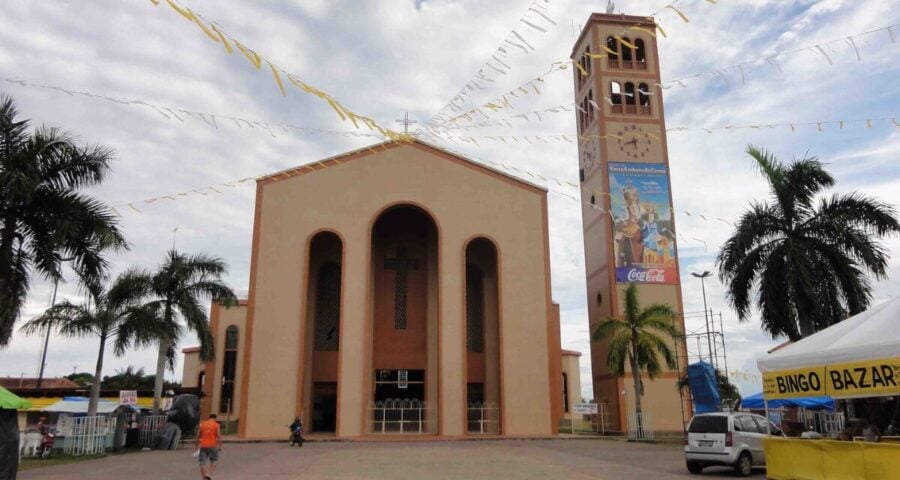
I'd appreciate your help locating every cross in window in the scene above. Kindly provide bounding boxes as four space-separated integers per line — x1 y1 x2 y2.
384 247 419 329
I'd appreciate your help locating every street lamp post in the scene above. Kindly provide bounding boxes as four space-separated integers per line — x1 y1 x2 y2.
691 271 714 367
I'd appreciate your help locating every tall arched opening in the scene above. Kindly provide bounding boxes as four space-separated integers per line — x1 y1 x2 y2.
301 231 343 434
368 205 439 434
465 237 501 434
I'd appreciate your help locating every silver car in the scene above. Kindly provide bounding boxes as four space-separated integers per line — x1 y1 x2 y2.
684 412 782 476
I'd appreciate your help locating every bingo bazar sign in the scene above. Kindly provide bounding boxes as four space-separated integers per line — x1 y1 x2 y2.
763 358 899 399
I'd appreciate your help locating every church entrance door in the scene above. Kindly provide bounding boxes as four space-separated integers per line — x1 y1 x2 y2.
369 205 438 434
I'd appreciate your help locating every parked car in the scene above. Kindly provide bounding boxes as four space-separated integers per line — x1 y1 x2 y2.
684 412 782 476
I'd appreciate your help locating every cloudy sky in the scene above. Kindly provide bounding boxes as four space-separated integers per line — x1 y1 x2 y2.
1 0 899 401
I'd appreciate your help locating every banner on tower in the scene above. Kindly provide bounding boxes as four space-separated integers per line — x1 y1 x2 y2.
608 162 677 284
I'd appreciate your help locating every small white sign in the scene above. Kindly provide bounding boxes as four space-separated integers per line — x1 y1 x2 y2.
573 403 598 415
398 370 408 389
119 390 138 406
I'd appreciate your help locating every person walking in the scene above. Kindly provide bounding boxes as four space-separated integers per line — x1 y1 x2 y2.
195 413 222 480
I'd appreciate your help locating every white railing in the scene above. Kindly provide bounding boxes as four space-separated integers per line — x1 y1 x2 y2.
627 411 653 441
467 402 500 434
367 398 435 434
139 414 168 448
805 411 845 436
561 402 610 435
62 416 116 456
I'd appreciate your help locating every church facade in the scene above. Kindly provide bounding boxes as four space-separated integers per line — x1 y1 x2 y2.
190 140 564 439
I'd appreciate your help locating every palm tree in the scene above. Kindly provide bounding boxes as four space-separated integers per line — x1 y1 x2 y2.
144 250 237 412
591 284 678 432
717 146 899 340
0 93 127 346
19 269 173 416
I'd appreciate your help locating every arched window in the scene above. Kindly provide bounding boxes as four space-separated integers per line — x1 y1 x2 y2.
638 83 651 114
635 39 647 68
620 37 633 63
220 326 238 413
606 36 619 68
314 262 341 351
466 265 484 353
624 82 636 107
610 82 622 105
562 372 569 413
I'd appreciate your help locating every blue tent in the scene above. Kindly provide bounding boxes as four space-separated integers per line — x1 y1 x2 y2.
740 392 834 412
688 361 721 414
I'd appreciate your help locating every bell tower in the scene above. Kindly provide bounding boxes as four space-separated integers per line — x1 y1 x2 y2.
571 13 690 432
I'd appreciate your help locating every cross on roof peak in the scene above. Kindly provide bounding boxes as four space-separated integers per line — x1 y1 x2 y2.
396 112 418 134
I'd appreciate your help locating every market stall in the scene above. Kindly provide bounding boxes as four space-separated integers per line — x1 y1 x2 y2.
757 297 900 480
0 386 31 480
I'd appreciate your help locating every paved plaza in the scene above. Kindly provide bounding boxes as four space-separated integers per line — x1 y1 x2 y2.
20 438 764 479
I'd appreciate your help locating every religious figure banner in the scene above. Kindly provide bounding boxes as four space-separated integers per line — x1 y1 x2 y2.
608 162 677 284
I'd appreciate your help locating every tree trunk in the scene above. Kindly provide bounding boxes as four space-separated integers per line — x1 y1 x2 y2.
0 221 18 345
88 332 107 417
152 340 169 413
153 301 174 413
798 318 815 339
630 333 643 436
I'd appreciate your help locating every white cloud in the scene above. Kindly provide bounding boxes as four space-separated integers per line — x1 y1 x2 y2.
1 0 899 403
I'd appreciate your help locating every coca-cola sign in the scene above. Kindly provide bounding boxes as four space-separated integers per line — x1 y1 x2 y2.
617 266 676 284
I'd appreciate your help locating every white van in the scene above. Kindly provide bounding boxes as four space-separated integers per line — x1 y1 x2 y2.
684 412 782 476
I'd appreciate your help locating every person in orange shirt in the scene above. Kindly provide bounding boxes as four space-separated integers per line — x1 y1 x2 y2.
195 413 222 480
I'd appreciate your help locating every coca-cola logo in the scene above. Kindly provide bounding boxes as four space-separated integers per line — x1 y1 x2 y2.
625 268 667 283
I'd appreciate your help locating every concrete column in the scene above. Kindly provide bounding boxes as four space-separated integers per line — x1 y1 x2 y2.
336 238 368 436
440 236 465 436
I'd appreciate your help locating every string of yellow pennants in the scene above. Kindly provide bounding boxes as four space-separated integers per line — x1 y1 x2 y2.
428 0 711 130
659 22 899 90
426 136 735 252
426 116 900 145
428 0 561 124
2 77 385 141
147 0 408 142
431 19 897 132
109 133 734 251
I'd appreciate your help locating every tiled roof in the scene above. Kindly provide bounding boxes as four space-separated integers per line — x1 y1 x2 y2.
0 377 79 389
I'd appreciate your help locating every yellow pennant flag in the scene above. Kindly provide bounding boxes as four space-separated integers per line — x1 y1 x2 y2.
267 61 286 96
234 40 262 69
166 0 194 21
666 5 690 23
210 25 233 54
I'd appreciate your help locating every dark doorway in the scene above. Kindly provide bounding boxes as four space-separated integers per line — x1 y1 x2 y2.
312 382 337 433
374 369 425 402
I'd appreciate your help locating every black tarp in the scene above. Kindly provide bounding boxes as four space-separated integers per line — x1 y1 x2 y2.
166 395 200 436
0 409 19 480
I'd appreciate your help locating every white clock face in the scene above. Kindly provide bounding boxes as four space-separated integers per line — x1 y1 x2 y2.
615 125 653 159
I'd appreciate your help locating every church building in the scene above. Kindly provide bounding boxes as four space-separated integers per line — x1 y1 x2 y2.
185 139 567 439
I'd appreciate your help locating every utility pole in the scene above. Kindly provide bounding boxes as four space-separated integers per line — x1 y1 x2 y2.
36 279 59 389
691 271 714 367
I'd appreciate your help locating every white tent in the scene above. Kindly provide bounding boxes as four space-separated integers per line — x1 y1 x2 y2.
43 400 123 414
757 297 900 399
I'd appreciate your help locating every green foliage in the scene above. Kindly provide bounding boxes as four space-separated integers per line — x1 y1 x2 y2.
592 284 679 417
0 93 127 346
717 145 900 340
65 372 94 389
19 269 163 415
101 366 179 390
143 249 237 408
